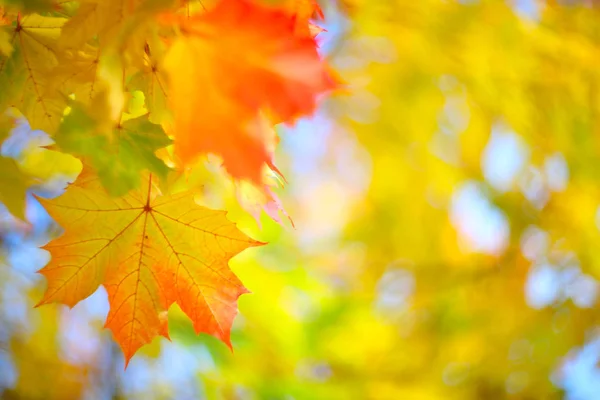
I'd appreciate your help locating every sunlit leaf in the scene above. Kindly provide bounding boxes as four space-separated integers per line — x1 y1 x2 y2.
36 168 264 363
163 0 335 182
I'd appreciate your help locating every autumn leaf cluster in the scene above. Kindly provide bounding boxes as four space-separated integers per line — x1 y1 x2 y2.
0 0 335 363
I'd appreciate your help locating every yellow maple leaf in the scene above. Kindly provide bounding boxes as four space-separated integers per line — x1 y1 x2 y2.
0 155 30 220
36 167 263 364
0 14 67 134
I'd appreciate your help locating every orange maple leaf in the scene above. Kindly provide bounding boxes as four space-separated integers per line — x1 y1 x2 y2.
287 0 326 38
163 0 336 183
36 168 263 364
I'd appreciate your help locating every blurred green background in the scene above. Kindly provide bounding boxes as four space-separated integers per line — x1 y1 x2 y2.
2 0 600 399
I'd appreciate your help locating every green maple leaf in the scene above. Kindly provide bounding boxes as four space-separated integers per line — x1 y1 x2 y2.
54 101 172 196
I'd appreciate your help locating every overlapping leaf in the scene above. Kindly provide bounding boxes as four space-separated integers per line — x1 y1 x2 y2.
50 44 100 106
59 0 144 49
37 168 263 362
163 0 335 183
0 14 67 133
54 101 171 196
127 39 170 125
